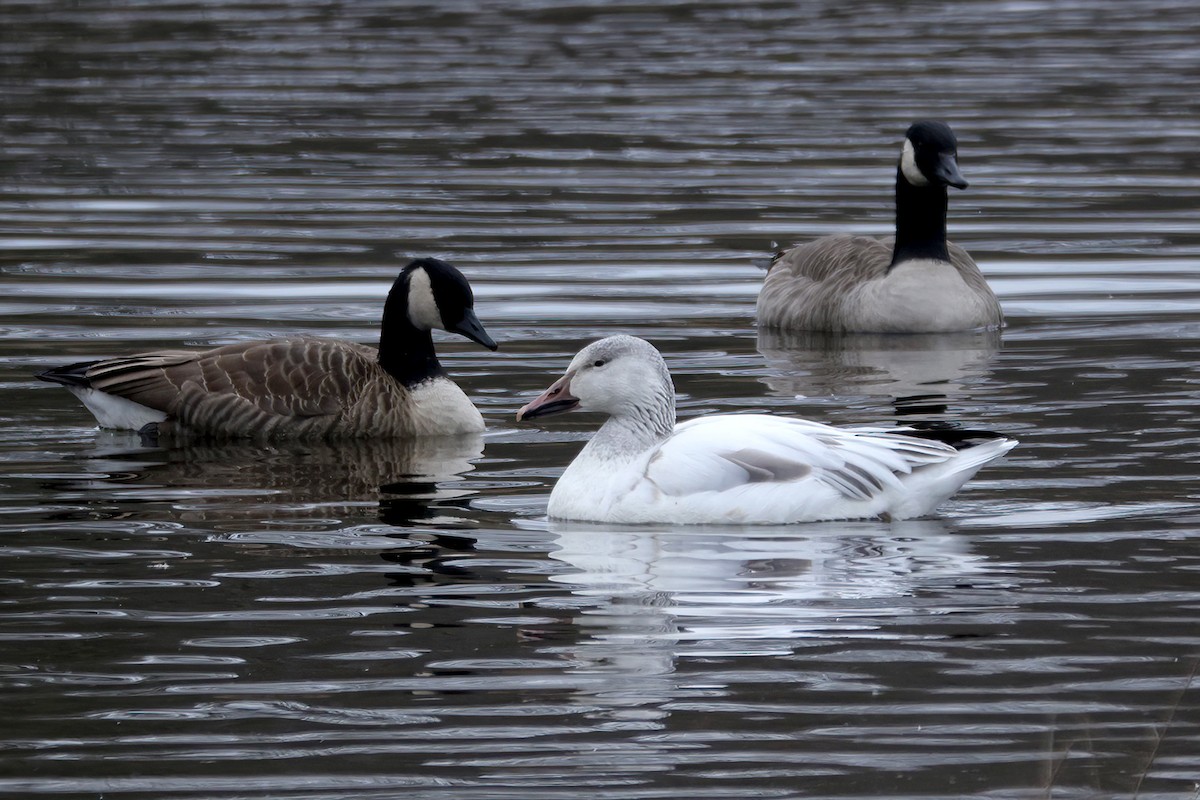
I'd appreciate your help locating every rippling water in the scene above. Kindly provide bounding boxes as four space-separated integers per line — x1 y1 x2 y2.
3 1 1200 798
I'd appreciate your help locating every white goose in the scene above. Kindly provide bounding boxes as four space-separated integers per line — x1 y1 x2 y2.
517 335 1015 524
38 257 498 440
757 120 1003 333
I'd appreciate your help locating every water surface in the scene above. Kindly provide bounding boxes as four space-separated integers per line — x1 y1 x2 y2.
3 1 1200 798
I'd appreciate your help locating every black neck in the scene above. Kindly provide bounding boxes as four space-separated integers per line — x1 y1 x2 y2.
377 283 445 388
889 167 951 268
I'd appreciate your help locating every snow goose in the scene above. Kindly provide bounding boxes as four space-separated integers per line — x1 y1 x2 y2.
757 120 1003 333
38 257 498 439
517 335 1015 524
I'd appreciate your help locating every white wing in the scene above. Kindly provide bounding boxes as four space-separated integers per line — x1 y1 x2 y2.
643 414 960 501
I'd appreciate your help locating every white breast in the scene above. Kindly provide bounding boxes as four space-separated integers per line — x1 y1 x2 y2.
405 377 486 435
845 259 993 333
546 449 650 521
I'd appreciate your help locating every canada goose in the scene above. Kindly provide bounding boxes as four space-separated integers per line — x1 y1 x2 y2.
757 120 1003 333
516 335 1015 524
38 257 498 439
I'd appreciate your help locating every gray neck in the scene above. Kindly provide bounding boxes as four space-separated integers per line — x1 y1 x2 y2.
581 386 676 465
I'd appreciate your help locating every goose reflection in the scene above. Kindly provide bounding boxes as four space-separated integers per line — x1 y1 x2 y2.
540 519 1002 715
544 520 993 657
756 328 1001 418
49 431 486 525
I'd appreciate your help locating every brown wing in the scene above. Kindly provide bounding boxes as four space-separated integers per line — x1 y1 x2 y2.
83 338 387 435
758 235 893 330
81 350 208 412
768 235 892 284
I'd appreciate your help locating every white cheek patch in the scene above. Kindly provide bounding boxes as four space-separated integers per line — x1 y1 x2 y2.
406 267 445 331
900 138 930 187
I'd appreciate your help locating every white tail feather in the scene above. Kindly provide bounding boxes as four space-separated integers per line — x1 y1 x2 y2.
891 437 1017 519
68 387 166 431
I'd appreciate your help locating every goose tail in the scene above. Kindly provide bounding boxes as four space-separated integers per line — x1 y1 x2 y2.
37 359 169 431
891 430 1017 519
752 242 789 272
36 360 98 389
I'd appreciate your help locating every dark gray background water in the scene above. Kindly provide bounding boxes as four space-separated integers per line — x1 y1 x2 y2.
3 1 1200 797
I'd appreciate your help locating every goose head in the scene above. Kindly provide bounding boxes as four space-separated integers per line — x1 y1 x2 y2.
899 120 968 191
392 257 498 350
517 335 674 422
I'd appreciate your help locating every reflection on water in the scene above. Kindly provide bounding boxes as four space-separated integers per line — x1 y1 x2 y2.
538 520 998 720
4 0 1200 797
546 519 1000 648
756 328 1002 418
45 432 486 527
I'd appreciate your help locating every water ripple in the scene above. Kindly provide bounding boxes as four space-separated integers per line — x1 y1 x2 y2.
4 0 1200 797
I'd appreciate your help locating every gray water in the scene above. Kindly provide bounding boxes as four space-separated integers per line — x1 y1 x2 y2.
3 1 1200 797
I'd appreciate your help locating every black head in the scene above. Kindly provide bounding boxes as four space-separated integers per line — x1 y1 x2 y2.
899 120 968 190
396 257 498 351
